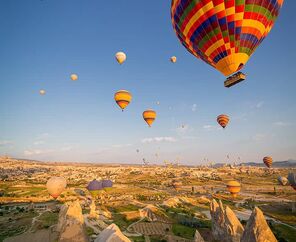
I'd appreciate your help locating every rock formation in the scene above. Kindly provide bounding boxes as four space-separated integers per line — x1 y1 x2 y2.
210 199 244 242
241 207 277 242
194 230 205 242
89 200 98 219
95 223 131 242
56 200 88 242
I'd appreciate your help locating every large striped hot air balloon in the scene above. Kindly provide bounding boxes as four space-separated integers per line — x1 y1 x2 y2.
115 52 126 64
226 180 241 198
143 109 156 127
263 156 273 168
287 172 296 191
217 114 229 128
171 0 284 87
46 177 67 199
114 90 132 111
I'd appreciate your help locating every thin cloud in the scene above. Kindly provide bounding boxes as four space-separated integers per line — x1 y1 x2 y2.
191 104 197 112
112 144 132 148
255 101 264 108
60 146 73 151
24 149 53 156
273 121 290 127
0 140 13 146
141 137 177 143
33 140 45 145
203 125 222 131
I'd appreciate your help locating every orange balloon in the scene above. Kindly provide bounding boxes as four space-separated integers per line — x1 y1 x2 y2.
143 109 156 127
114 90 132 111
263 156 273 168
226 180 241 198
217 114 229 128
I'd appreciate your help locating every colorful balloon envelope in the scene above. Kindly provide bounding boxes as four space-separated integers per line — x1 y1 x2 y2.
287 172 296 191
143 109 156 127
114 90 132 111
217 114 229 128
46 177 67 199
226 180 241 198
115 51 126 64
170 56 177 63
102 179 113 191
71 74 78 81
39 89 46 95
87 179 103 197
171 0 284 77
263 156 273 168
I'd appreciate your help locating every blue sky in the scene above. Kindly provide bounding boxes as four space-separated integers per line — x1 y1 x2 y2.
0 0 295 165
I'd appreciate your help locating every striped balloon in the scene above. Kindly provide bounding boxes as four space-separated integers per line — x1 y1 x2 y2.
143 109 157 127
171 0 284 76
217 114 229 128
114 90 132 111
263 156 273 168
226 180 241 198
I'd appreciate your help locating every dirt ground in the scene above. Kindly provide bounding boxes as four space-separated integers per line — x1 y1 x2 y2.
4 228 58 242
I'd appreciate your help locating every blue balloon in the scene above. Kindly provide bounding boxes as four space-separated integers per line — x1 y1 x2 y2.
86 179 103 191
102 179 113 188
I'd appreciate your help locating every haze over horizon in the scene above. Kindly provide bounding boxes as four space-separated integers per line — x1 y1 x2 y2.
0 1 295 165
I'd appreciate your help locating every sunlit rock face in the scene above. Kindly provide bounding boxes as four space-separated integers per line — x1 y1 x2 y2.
56 200 88 242
94 223 131 242
241 207 277 242
210 199 244 242
194 229 205 242
89 200 98 219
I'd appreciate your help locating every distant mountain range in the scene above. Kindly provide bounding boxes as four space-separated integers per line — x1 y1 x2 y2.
212 159 296 168
240 159 296 168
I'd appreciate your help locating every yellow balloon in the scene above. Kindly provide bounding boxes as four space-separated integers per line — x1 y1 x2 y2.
143 109 156 127
170 56 177 63
226 180 241 198
115 52 126 64
114 90 132 111
71 74 78 81
39 89 46 95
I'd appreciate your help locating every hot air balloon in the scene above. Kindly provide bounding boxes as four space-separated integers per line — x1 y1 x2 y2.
87 179 103 197
226 180 241 198
102 179 113 191
217 114 229 128
170 56 177 63
171 0 284 87
143 109 156 127
278 176 288 186
114 90 132 111
46 177 67 199
136 149 140 153
288 173 296 191
39 89 46 95
156 101 160 105
263 156 273 168
115 52 126 64
70 74 78 81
